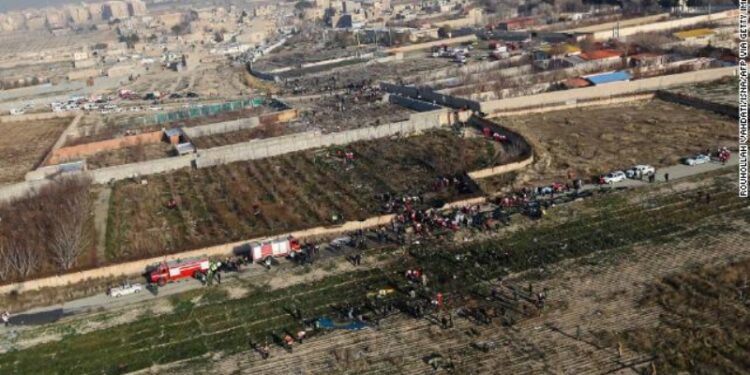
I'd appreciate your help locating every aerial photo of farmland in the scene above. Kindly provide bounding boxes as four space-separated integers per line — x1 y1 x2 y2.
0 0 746 374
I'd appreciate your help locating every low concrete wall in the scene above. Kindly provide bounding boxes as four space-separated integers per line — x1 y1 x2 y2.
183 109 299 139
183 117 261 138
589 10 738 40
87 155 194 184
388 94 444 112
480 67 737 114
656 90 738 118
491 93 656 116
195 110 452 168
47 131 164 165
468 156 534 179
0 180 54 203
0 111 76 124
387 35 477 54
381 82 481 112
565 13 669 33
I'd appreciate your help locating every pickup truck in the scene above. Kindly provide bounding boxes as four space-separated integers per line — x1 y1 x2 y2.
107 283 143 298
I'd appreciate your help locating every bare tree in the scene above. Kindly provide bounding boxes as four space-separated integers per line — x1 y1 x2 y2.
5 239 36 279
0 240 11 281
49 186 92 272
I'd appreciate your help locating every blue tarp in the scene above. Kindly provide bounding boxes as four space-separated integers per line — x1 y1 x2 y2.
315 317 369 331
584 71 631 85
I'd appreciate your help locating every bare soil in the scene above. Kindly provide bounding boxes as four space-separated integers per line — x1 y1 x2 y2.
0 117 69 184
496 99 737 186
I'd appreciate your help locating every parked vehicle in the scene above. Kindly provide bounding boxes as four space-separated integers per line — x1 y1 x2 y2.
107 282 143 297
601 171 627 184
250 236 301 262
148 258 210 286
329 236 352 248
625 165 655 178
683 154 710 166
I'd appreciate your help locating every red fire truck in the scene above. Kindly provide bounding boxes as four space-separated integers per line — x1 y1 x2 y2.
250 237 302 262
148 258 210 286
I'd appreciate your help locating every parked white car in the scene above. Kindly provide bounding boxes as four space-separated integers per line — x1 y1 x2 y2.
683 154 710 166
107 282 143 298
626 165 655 178
602 171 627 184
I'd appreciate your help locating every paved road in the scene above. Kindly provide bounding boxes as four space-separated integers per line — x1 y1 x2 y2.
8 243 363 326
579 153 739 192
4 155 740 326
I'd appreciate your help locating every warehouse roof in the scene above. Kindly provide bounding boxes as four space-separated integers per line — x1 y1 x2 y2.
673 28 715 40
584 71 631 85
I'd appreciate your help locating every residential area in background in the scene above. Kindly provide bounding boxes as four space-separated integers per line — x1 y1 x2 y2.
0 0 746 374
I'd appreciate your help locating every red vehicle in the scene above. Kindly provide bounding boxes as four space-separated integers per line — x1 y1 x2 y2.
250 237 302 262
148 258 210 286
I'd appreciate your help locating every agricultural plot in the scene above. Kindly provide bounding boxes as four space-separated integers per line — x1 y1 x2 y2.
0 117 69 184
497 99 737 185
105 131 506 261
84 142 176 169
297 98 415 133
2 170 746 374
277 57 454 96
597 257 750 374
191 123 287 149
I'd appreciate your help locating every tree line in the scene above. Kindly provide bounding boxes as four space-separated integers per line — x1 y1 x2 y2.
0 177 94 283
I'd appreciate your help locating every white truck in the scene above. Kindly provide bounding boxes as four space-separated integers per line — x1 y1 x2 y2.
107 282 144 297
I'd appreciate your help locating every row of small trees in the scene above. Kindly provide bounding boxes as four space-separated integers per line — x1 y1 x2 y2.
0 177 93 283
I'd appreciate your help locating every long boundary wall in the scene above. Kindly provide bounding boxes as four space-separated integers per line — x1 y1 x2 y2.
87 155 194 184
381 83 481 111
183 117 261 138
0 111 76 124
386 34 477 54
565 13 670 33
195 110 453 168
480 67 737 114
183 108 299 139
656 90 738 118
589 10 738 40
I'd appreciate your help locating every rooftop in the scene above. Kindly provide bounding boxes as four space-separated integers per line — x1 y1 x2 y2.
673 28 715 40
580 49 621 61
584 71 632 85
